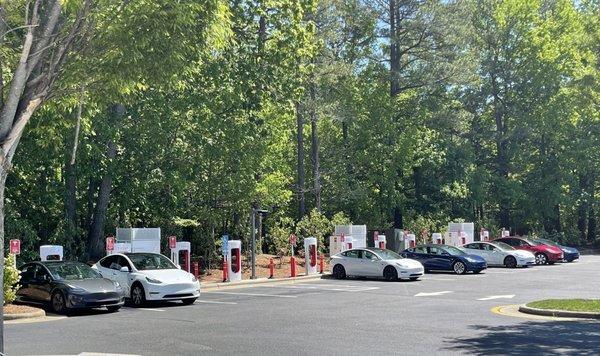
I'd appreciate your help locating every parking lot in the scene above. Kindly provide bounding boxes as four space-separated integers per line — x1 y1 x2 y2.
7 256 600 356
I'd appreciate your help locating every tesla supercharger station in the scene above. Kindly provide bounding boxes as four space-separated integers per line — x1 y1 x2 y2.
432 233 443 244
481 230 490 242
171 241 191 272
405 234 416 249
502 228 510 237
374 235 387 249
344 236 354 250
40 245 63 261
304 237 317 275
227 240 242 282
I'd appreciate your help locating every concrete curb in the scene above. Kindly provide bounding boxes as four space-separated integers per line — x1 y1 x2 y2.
5 308 46 320
202 273 330 291
519 304 600 319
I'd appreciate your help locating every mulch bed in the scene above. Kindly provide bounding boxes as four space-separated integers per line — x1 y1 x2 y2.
5 304 43 315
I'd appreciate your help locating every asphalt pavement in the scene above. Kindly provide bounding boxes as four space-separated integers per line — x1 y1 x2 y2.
6 256 600 356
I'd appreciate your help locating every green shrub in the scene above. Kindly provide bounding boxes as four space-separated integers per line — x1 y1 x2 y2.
4 254 21 305
296 209 332 252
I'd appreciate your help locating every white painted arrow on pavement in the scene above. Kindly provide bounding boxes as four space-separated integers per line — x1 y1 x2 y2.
414 291 453 297
477 294 515 301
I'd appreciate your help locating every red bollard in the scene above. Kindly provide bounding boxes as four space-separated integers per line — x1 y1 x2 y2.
290 256 296 278
222 257 229 282
319 254 324 274
193 261 199 279
269 258 275 279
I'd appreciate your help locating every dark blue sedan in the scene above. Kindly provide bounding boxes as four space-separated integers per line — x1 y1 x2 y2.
533 238 580 262
401 244 487 274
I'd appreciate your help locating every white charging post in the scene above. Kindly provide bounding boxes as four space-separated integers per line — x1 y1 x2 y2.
405 233 416 249
432 233 443 244
40 245 63 261
171 241 191 272
227 240 242 281
375 234 386 249
304 237 317 275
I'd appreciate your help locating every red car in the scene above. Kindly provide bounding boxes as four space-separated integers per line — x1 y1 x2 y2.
493 237 563 265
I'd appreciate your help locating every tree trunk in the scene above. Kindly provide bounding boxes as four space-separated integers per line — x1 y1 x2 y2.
491 62 510 229
0 166 8 353
87 139 116 260
389 0 400 97
86 104 124 260
309 84 321 212
296 102 306 218
588 203 596 243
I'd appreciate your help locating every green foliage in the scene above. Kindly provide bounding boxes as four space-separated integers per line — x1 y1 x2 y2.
266 216 296 255
4 255 21 305
296 209 332 251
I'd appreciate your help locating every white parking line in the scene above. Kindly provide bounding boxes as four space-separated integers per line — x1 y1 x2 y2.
205 291 298 298
477 294 515 301
414 291 453 297
140 308 166 312
195 300 238 305
420 277 457 281
269 285 379 292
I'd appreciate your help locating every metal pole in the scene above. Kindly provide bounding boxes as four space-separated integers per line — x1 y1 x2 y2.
251 206 256 279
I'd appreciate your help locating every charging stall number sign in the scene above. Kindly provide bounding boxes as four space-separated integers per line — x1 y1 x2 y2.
222 235 229 256
9 239 20 255
168 236 177 249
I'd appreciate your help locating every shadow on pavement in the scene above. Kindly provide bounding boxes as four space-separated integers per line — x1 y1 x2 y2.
444 321 600 355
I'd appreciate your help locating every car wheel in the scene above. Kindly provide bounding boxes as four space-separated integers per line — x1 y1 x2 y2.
566 258 574 263
131 283 146 307
181 298 197 305
535 253 548 265
453 261 466 275
51 291 67 314
504 256 517 268
107 306 121 312
333 264 346 279
409 277 419 281
383 266 398 281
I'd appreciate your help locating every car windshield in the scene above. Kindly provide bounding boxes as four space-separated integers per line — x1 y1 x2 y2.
534 238 557 246
370 249 403 260
492 242 514 250
442 246 466 256
127 253 177 270
524 238 540 246
46 262 102 280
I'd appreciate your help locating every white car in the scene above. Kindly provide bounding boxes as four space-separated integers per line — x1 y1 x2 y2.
330 248 424 281
94 253 200 306
460 241 536 268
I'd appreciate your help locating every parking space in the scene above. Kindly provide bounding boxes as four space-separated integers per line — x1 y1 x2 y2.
7 256 600 355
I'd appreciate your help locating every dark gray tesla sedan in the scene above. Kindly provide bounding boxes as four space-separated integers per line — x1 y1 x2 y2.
16 261 125 314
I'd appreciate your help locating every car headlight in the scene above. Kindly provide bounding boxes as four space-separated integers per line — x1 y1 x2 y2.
465 257 479 263
146 277 163 284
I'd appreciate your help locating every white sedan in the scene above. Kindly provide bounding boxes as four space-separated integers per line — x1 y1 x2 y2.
331 248 424 281
460 241 536 268
94 252 200 306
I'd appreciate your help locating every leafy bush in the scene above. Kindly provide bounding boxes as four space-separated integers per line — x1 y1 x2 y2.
4 254 21 305
266 216 295 256
296 209 333 252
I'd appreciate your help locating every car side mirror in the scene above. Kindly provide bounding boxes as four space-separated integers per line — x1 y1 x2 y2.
177 264 182 269
119 266 129 272
441 252 450 256
40 275 51 283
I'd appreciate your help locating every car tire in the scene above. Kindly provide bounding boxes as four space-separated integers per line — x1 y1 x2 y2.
566 258 574 263
535 253 548 265
131 283 146 307
181 298 197 305
333 264 346 279
383 266 398 281
51 291 67 314
453 261 466 275
409 277 419 281
107 306 121 312
504 256 517 268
